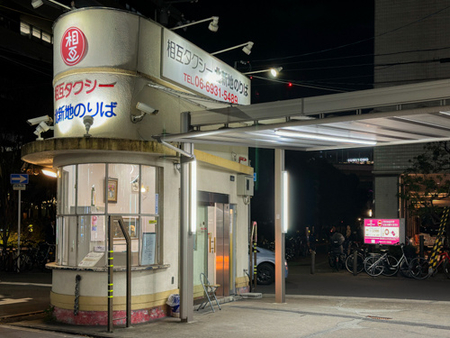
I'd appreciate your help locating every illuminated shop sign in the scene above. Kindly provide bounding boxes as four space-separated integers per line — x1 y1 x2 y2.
162 29 251 105
54 77 117 125
61 27 87 66
53 73 126 136
364 218 405 245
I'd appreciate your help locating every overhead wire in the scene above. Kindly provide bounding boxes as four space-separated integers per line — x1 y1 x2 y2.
251 3 450 64
271 46 450 69
250 75 348 93
246 4 450 92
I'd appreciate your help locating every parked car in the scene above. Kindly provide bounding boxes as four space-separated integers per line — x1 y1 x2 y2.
250 246 289 285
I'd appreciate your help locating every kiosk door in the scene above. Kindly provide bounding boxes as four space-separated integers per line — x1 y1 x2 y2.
215 203 230 298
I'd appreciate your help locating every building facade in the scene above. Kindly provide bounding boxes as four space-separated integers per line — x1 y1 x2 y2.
373 1 450 235
22 8 253 325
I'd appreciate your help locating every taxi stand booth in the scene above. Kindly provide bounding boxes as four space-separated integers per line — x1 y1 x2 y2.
22 6 450 331
22 7 257 327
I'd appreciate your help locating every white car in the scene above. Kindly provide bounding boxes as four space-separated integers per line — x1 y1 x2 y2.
250 247 289 285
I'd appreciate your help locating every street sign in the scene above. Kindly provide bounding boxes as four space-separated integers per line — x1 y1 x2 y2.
13 184 26 191
10 174 29 184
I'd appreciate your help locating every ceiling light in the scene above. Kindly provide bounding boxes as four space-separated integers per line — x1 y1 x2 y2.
190 159 197 234
275 129 377 145
42 168 57 178
281 171 289 234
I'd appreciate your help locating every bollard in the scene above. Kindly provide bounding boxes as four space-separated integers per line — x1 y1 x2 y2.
353 249 358 276
310 250 315 274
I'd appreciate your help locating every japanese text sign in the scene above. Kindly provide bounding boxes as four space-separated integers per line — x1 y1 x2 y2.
364 219 402 245
162 29 251 105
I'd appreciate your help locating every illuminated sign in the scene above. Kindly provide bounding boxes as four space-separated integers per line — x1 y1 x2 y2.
364 219 405 245
54 77 117 126
61 27 87 66
347 158 369 163
52 73 128 137
162 29 251 105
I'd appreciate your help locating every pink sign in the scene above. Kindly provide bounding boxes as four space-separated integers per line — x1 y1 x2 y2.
364 219 400 245
61 27 87 66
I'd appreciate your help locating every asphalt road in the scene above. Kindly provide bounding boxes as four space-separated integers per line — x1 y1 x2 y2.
0 325 81 338
254 252 450 301
0 271 52 318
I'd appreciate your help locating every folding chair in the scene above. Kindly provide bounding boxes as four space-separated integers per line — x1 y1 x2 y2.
197 272 221 312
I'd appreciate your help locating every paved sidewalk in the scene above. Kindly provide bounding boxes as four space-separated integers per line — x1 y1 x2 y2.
9 294 450 338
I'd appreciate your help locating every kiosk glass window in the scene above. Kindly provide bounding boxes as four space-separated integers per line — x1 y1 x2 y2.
141 165 158 215
107 164 139 215
58 165 76 215
77 163 105 214
56 163 161 268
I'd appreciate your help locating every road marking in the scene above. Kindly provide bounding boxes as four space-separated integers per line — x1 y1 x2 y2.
0 282 52 287
0 298 32 305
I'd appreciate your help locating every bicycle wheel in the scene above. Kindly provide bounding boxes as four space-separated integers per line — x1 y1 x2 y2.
410 257 429 280
381 255 399 277
21 253 34 271
345 253 364 274
364 254 384 277
399 259 412 278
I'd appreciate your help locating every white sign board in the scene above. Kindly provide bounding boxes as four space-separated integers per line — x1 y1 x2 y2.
162 29 251 106
79 252 104 267
141 233 156 265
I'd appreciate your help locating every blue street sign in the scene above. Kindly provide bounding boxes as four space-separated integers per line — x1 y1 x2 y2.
10 174 29 184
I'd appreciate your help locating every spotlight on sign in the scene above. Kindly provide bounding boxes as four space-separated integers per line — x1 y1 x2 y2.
83 115 94 137
171 16 219 32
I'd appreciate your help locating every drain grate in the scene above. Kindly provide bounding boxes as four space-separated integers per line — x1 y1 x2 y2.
367 315 392 320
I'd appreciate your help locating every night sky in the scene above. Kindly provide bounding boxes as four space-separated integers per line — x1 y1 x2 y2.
173 0 375 101
172 1 375 239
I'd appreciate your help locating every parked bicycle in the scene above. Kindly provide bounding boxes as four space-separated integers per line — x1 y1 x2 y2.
364 243 420 277
409 250 450 280
32 241 55 271
345 244 368 274
0 241 55 272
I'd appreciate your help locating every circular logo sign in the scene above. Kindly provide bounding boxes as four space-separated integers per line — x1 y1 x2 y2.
60 27 87 66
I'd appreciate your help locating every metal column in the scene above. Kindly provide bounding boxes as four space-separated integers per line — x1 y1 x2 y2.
275 149 286 303
180 112 194 322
